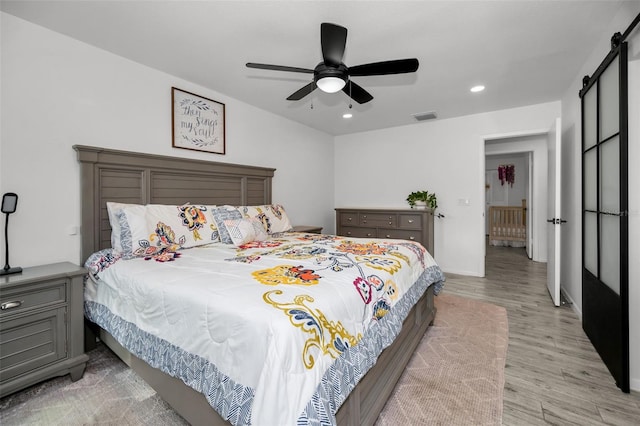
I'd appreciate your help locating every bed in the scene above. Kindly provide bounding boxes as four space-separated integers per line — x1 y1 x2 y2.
75 145 444 426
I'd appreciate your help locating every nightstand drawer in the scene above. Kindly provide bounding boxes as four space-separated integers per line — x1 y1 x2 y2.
340 226 377 238
290 226 323 234
398 214 423 229
0 280 66 317
359 213 396 228
0 307 67 383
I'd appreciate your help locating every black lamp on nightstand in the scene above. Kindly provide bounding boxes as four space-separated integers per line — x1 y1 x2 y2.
1 192 22 276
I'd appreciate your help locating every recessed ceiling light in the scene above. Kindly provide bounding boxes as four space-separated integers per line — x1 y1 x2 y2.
342 113 353 119
470 85 485 93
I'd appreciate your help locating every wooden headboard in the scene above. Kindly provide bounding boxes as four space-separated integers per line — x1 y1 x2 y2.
74 145 275 262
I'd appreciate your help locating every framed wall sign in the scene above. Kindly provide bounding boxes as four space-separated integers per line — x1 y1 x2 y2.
172 87 225 154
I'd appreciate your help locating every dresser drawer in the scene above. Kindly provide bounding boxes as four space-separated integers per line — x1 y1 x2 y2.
339 212 359 227
0 307 67 383
359 213 396 228
379 229 423 244
0 280 67 317
398 214 423 230
340 226 377 238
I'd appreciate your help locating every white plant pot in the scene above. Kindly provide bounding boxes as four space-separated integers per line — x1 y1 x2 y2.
413 201 427 209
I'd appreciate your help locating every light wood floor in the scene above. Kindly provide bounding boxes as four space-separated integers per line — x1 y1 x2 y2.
442 243 640 425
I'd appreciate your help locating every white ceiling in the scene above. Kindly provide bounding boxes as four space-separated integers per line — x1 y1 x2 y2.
1 1 629 136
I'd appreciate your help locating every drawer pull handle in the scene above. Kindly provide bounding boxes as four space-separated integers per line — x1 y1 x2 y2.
408 219 414 223
347 217 352 221
363 215 367 218
347 232 352 235
367 233 372 237
410 237 415 240
386 234 391 238
363 220 367 224
1 300 23 310
388 221 392 225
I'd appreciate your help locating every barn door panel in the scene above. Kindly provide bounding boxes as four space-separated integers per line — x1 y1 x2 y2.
580 39 628 393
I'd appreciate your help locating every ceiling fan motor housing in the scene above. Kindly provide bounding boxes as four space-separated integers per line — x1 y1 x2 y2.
314 62 348 85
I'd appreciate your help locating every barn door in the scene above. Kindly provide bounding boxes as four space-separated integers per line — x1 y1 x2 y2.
580 38 628 392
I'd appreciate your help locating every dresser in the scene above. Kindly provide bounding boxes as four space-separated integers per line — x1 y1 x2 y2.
0 262 89 397
335 208 434 255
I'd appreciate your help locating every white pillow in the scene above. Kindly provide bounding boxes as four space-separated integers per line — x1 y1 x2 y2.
106 202 142 254
223 218 269 246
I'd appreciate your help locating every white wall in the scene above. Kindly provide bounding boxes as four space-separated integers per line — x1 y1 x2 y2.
334 102 560 276
0 13 335 268
559 2 640 391
485 154 529 209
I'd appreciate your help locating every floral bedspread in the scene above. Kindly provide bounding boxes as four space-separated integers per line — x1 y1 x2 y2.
84 233 444 426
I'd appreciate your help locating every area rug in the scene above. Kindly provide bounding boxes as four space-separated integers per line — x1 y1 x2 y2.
0 343 188 426
0 293 507 425
376 293 509 426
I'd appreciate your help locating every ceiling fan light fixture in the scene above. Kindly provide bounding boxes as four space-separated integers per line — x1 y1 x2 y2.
316 76 347 93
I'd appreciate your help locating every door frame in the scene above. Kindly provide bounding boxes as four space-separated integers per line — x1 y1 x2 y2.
481 129 548 277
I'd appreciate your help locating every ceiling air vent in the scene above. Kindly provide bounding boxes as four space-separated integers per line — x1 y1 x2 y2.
412 111 438 122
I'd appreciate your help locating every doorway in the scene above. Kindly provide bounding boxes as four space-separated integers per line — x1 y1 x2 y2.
482 131 549 274
485 152 531 258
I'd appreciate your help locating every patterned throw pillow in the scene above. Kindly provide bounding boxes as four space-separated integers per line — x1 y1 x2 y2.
145 204 219 247
223 218 269 246
111 203 219 258
211 206 243 244
238 204 293 234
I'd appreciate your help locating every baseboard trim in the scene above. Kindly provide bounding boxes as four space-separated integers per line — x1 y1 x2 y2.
560 287 582 320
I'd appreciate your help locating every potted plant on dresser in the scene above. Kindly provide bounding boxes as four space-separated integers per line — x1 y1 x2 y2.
406 190 437 210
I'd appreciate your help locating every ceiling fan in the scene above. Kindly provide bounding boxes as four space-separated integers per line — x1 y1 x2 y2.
246 23 419 104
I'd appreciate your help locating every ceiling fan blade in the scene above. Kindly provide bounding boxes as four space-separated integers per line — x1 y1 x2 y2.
342 81 373 104
287 82 317 101
349 58 419 76
246 62 314 74
321 23 347 66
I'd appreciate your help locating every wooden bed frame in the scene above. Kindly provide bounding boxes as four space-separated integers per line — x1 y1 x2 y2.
75 145 436 426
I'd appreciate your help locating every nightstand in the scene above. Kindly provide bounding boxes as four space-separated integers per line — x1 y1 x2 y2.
290 225 323 234
0 262 89 397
